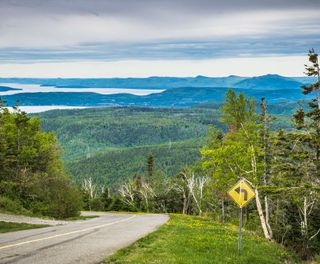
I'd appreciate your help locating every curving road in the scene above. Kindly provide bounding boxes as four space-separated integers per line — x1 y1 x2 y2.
0 212 168 264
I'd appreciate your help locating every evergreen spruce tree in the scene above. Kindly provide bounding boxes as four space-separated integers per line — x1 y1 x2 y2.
147 154 154 179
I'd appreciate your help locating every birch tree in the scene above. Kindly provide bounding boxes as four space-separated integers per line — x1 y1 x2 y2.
82 177 98 211
260 97 273 239
201 91 273 240
187 174 210 216
174 168 193 214
118 181 136 209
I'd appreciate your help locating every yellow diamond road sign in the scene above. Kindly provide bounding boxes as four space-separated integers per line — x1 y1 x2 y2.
228 178 255 208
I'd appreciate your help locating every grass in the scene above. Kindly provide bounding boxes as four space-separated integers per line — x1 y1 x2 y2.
0 221 49 233
106 214 299 264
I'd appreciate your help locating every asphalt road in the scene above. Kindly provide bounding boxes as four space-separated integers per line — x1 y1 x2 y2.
0 212 169 264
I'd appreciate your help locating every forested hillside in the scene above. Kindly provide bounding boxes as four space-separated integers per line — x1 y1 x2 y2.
38 107 223 159
37 108 221 185
66 139 204 186
35 106 295 186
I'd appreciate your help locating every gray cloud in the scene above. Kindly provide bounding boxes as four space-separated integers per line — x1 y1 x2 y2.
0 0 319 61
3 0 319 15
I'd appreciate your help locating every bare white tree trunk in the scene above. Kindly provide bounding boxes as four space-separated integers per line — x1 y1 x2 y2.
82 177 97 211
175 170 193 214
260 98 273 239
118 182 135 208
297 194 320 246
139 182 155 213
182 192 187 214
255 188 272 241
241 121 273 241
264 196 273 238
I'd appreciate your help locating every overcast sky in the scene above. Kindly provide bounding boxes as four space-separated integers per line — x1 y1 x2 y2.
0 0 319 77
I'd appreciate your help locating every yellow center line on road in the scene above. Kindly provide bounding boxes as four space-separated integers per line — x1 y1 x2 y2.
0 215 137 251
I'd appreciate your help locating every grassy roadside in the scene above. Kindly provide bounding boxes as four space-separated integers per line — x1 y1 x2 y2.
106 214 300 264
0 208 98 221
0 221 49 233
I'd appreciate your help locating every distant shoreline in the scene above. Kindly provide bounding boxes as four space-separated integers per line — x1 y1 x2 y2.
6 106 94 113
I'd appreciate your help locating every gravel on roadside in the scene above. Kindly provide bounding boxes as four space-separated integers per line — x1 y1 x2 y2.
0 213 69 226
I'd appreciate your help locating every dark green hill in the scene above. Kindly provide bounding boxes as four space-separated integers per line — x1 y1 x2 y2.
65 138 204 186
37 107 223 160
36 107 221 185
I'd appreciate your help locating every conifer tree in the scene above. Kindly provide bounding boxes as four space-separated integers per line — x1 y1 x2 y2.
147 154 154 179
221 89 255 131
273 49 320 258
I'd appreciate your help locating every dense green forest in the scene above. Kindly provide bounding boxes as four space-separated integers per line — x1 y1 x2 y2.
0 102 81 218
38 107 223 160
35 105 294 186
36 108 221 186
66 139 205 186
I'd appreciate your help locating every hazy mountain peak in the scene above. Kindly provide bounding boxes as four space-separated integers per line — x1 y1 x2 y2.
234 74 302 90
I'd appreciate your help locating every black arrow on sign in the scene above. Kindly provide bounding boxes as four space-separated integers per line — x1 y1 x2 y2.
235 187 248 201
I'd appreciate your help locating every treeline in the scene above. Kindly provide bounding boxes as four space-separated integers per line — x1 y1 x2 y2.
0 102 81 218
81 50 320 260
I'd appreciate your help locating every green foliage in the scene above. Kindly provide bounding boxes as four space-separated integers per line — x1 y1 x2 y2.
0 196 30 215
201 114 262 191
0 221 48 233
221 89 255 131
89 197 105 211
0 105 81 218
106 214 298 264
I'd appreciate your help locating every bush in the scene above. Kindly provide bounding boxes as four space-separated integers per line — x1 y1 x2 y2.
0 196 30 215
89 197 105 211
0 107 82 219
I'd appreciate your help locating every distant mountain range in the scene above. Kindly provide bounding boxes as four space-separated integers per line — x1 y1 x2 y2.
0 86 21 92
0 74 315 108
233 74 303 90
2 87 310 108
0 74 315 90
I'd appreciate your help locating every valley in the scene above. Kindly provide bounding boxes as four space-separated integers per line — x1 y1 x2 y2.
35 106 294 187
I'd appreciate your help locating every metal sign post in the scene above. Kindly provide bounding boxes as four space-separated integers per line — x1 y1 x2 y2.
238 207 243 255
228 178 255 256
